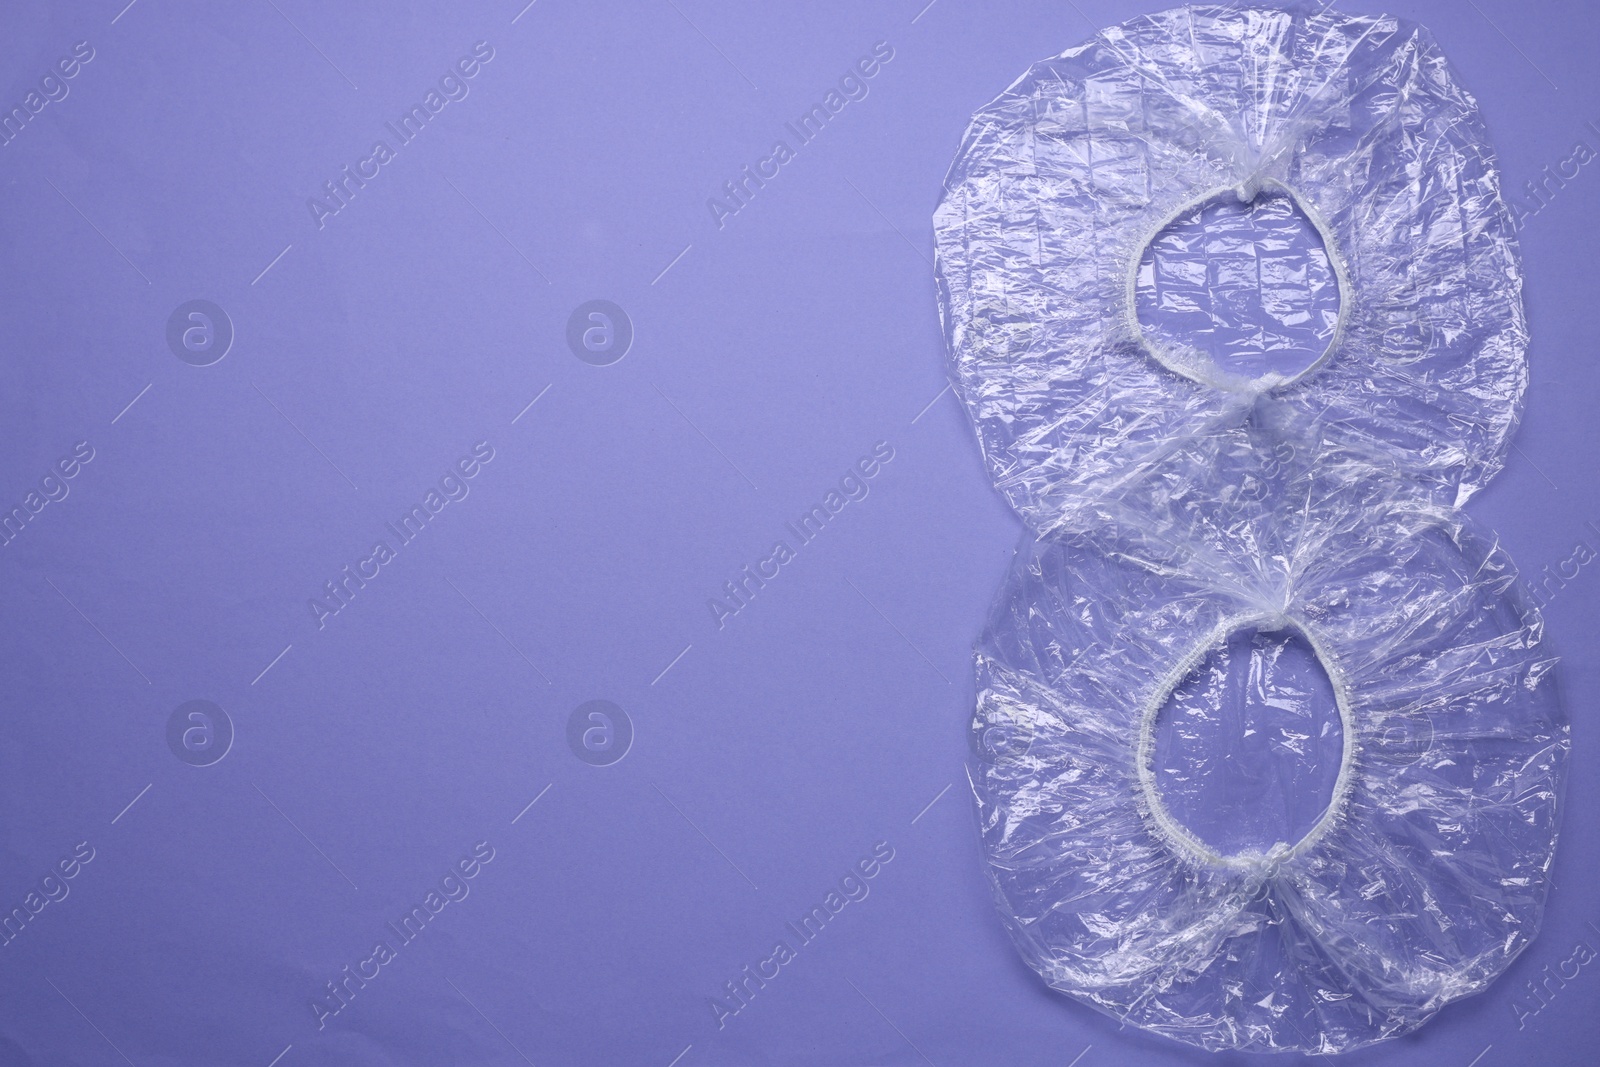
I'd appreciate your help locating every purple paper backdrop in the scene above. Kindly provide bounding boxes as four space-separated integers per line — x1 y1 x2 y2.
1 1 1596 1065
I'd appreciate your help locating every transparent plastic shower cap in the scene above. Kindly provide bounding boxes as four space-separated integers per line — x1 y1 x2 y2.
971 505 1566 1053
932 3 1530 531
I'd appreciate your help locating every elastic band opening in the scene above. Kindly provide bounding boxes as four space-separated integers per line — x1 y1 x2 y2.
1133 611 1361 873
1124 177 1355 395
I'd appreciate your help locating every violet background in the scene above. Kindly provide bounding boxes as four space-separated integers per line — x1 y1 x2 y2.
0 1 1596 1064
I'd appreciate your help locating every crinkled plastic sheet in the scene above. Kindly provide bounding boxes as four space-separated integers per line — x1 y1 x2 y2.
932 2 1530 532
972 454 1564 1053
932 3 1567 1054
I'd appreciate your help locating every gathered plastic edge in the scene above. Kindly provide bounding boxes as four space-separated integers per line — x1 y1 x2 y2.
1132 610 1361 874
1122 177 1357 396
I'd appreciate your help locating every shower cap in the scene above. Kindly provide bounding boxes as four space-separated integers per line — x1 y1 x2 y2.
932 2 1530 533
971 500 1565 1053
933 3 1568 1054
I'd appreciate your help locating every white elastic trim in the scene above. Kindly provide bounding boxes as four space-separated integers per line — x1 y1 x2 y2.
1122 177 1356 396
1132 611 1361 874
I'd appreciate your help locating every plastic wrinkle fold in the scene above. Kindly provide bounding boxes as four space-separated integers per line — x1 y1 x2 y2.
932 4 1568 1054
